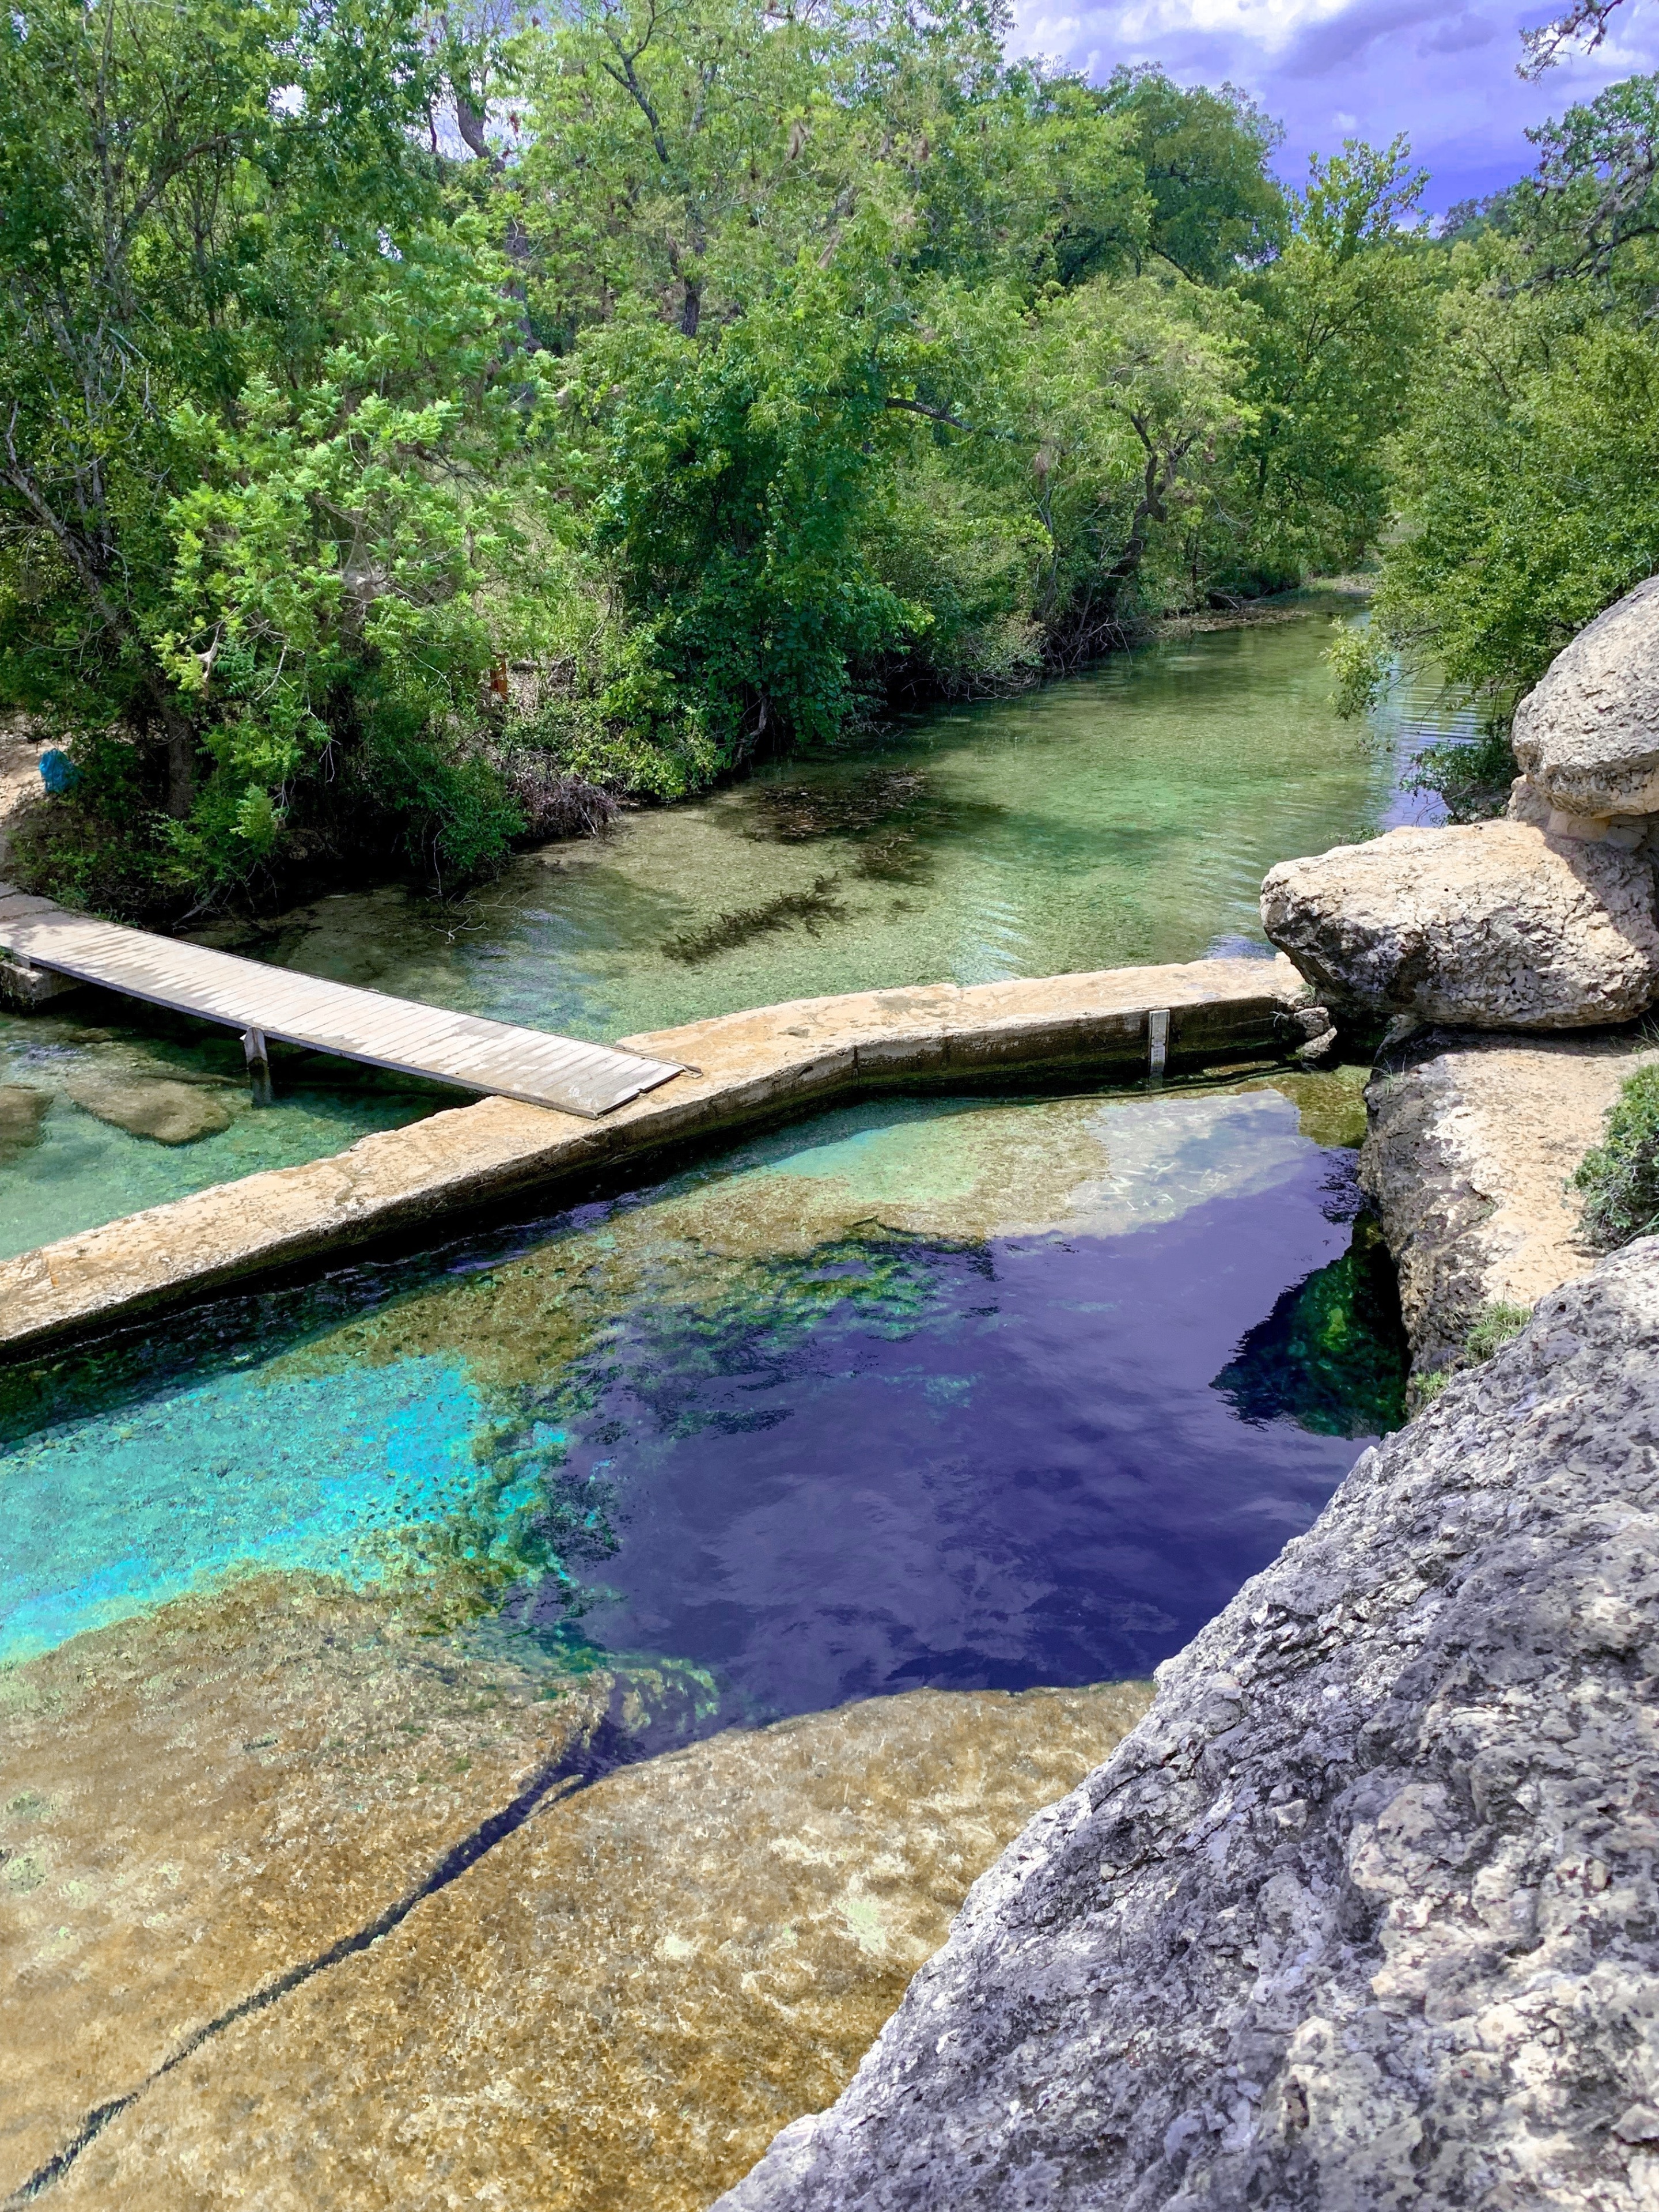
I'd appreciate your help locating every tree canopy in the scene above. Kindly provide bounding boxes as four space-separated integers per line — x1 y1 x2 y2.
0 0 1434 916
1347 69 1659 728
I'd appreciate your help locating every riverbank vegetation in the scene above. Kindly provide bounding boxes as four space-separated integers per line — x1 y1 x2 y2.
1339 59 1659 751
0 0 1434 916
1576 1063 1659 1251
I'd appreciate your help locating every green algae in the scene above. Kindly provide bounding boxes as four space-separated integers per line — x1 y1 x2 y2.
1213 1214 1409 1438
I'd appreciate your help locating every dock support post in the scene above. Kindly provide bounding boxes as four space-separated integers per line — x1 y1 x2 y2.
243 1027 274 1108
1147 1007 1171 1083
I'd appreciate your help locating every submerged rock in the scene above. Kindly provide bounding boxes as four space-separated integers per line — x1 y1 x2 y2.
1512 574 1659 819
0 1083 48 1165
0 1577 616 2198
719 1241 1659 2212
64 1072 236 1145
1260 819 1659 1029
40 1680 1150 2211
1361 1028 1659 1377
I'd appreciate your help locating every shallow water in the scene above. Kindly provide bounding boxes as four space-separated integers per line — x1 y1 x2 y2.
249 602 1453 1039
0 603 1469 1259
0 1078 1406 1743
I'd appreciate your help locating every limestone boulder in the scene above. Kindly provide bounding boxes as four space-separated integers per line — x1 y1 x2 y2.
1260 819 1659 1028
1513 575 1659 818
0 1083 48 1166
1360 1028 1659 1376
720 1238 1659 2212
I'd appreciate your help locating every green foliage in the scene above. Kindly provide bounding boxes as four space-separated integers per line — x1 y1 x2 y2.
1575 1064 1659 1250
1099 68 1286 284
1328 621 1390 718
1222 142 1433 588
1367 73 1659 711
0 0 1438 915
1464 1301 1533 1361
1402 724 1519 823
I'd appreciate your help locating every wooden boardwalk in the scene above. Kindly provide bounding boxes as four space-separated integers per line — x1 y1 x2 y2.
0 886 684 1119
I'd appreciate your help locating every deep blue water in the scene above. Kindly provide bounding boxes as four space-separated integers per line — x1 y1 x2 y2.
0 1088 1405 1733
502 1165 1393 1725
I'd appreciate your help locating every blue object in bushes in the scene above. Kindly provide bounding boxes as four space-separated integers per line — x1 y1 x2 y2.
38 749 78 794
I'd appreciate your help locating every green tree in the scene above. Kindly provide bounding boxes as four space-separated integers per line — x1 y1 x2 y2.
1097 66 1286 284
0 0 560 905
1221 138 1432 589
1361 75 1659 708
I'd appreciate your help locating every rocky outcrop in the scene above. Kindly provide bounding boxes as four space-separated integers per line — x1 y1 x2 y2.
1360 1028 1659 1376
1260 820 1659 1029
1513 576 1659 820
719 1240 1659 2212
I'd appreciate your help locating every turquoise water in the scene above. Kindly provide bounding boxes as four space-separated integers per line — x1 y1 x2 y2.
0 1355 486 1660
0 603 1469 1260
0 1078 1404 1694
0 1024 438 1259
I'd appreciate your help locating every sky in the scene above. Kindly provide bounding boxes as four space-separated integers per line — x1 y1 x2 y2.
1007 0 1659 214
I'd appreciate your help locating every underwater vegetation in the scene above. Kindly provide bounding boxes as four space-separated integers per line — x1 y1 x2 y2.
1213 1214 1410 1438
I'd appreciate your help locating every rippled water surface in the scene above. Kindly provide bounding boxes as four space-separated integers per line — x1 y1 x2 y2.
0 1078 1406 1736
0 601 1465 1258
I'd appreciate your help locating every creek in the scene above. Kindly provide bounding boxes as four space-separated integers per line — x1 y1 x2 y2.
0 597 1460 1260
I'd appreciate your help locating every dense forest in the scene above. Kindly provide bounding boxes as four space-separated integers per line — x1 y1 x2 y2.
0 0 1653 915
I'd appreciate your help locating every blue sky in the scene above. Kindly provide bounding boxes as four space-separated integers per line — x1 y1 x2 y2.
1008 0 1659 213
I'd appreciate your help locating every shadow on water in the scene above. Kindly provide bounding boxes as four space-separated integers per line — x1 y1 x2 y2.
1213 1214 1409 1440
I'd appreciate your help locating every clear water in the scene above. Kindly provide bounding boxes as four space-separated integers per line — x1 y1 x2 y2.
0 1078 1406 1736
0 601 1469 1260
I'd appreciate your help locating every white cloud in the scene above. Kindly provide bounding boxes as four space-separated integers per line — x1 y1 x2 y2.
1009 0 1659 209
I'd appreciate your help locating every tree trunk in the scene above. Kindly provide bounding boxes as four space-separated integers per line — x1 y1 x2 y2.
164 713 197 819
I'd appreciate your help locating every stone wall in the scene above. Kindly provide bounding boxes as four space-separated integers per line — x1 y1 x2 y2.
0 955 1306 1360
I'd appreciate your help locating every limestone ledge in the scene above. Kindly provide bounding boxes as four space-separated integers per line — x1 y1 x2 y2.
0 955 1304 1358
1359 1028 1659 1377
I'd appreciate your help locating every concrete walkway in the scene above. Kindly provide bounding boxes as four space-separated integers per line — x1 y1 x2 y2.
0 955 1308 1358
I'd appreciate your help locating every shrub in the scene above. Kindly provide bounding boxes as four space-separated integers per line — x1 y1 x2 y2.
1464 1300 1533 1361
1575 1063 1659 1249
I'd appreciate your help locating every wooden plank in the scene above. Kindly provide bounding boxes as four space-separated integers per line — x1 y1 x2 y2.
0 888 683 1119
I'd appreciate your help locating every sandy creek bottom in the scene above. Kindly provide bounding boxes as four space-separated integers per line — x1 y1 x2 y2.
0 1069 1403 2208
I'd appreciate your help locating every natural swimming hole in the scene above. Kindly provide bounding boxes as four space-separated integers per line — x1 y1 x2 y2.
0 1077 1406 1747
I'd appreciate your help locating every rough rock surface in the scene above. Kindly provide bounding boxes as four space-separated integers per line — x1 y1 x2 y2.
1260 820 1659 1029
36 1683 1150 2212
1361 1028 1659 1375
720 1240 1659 2212
0 1578 616 2196
1513 576 1659 818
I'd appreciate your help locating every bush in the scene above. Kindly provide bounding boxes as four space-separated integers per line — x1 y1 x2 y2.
1402 724 1518 824
1575 1063 1659 1249
1464 1300 1533 1361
